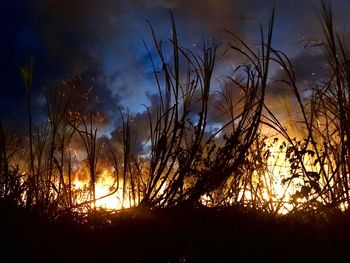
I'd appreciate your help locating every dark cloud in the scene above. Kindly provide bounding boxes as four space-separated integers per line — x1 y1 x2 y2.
3 0 350 141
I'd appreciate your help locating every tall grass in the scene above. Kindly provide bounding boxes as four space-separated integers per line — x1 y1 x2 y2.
0 119 24 204
3 3 350 218
248 1 350 214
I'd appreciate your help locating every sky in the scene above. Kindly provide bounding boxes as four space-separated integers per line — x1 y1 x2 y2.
2 0 350 140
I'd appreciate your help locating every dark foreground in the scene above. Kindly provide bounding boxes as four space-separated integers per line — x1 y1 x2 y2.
1 201 350 262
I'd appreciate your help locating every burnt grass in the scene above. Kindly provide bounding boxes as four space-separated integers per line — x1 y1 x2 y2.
1 200 350 262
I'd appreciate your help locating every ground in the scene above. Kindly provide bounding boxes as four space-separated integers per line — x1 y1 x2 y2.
1 200 350 262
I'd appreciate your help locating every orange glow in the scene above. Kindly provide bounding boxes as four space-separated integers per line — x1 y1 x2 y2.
72 169 130 210
67 138 331 214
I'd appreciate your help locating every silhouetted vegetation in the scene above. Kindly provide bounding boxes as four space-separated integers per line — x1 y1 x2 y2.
2 2 350 261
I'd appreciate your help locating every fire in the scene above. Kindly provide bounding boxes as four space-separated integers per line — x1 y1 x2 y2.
94 173 121 210
260 141 299 214
232 138 321 214
72 169 130 210
68 138 325 214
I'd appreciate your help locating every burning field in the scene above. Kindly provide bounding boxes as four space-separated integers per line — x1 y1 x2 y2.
2 1 350 261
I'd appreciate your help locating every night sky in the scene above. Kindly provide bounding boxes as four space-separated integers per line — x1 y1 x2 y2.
2 0 350 138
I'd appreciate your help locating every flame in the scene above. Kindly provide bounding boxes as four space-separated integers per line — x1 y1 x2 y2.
69 139 327 214
72 169 129 210
230 139 319 214
260 142 299 214
94 173 121 209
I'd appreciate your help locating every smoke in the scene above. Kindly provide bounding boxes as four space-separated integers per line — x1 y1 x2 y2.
3 0 350 142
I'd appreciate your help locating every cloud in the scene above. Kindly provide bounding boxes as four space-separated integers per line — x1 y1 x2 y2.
4 0 350 141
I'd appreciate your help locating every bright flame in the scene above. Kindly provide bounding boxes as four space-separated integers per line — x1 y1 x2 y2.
69 138 329 214
73 169 129 210
260 142 299 214
230 139 320 214
94 173 121 209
